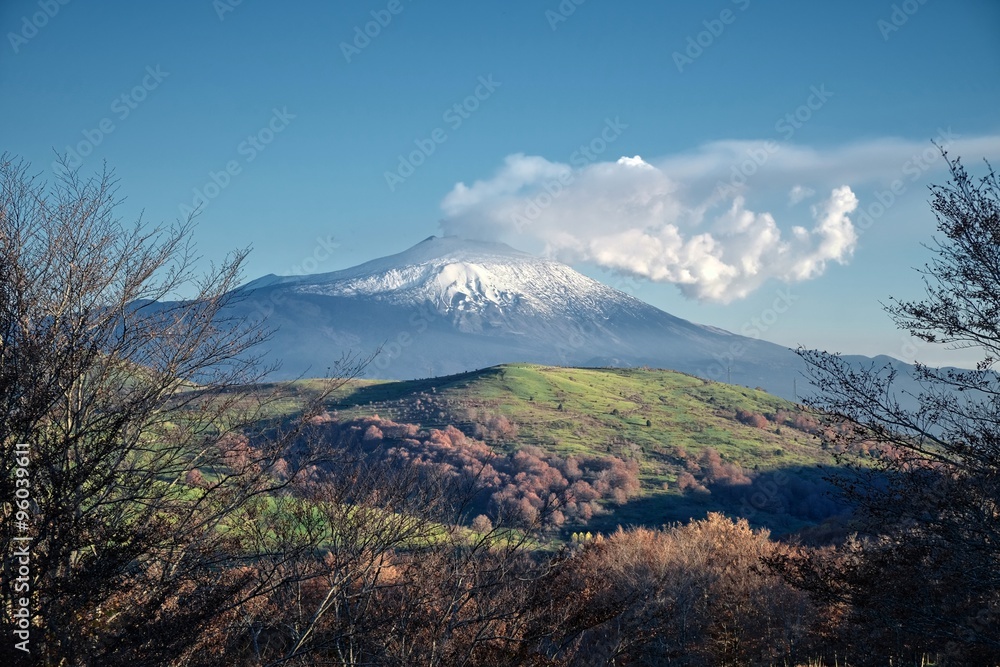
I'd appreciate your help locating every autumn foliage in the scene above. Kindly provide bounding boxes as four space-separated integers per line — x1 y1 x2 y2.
298 414 642 528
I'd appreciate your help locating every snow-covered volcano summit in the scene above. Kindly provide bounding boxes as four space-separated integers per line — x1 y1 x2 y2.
248 236 661 334
231 236 804 396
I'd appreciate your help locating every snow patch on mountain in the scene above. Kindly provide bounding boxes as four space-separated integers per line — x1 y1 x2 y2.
277 236 654 326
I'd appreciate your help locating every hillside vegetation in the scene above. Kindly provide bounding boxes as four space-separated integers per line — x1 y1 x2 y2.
258 364 852 539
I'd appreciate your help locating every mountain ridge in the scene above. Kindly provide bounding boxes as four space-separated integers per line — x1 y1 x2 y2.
228 235 811 398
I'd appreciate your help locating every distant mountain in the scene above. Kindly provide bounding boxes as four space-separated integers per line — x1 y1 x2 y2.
232 236 810 399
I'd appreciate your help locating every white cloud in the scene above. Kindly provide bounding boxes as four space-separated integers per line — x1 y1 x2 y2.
439 133 1000 302
788 185 815 206
616 155 654 169
441 154 858 303
654 132 1000 190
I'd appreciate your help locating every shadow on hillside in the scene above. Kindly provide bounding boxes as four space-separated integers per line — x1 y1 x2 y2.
330 367 502 408
581 463 859 544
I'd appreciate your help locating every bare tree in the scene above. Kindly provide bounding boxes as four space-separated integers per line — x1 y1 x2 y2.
513 514 823 667
218 428 552 667
0 155 367 665
778 152 1000 663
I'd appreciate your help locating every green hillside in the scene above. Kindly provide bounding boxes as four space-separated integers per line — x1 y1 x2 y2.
264 364 846 538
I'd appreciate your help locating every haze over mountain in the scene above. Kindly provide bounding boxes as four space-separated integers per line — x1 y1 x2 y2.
235 235 814 398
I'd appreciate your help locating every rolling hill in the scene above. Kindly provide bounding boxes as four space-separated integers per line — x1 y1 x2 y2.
260 364 853 539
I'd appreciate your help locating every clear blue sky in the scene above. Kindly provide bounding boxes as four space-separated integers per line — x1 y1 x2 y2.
2 0 999 367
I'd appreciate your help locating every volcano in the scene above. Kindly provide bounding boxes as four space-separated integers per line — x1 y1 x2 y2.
231 236 809 398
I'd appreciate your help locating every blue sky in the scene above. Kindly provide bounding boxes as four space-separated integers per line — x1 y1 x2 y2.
2 0 999 368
